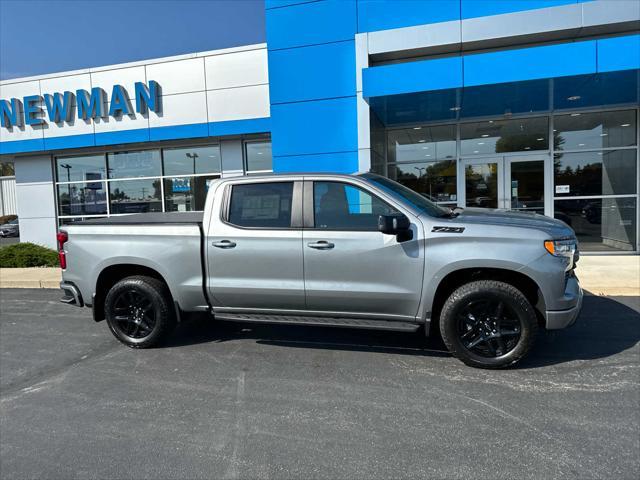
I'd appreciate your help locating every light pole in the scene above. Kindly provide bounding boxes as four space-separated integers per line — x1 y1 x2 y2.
60 163 72 213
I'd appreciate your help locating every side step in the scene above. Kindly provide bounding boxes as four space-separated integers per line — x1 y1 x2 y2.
213 313 421 332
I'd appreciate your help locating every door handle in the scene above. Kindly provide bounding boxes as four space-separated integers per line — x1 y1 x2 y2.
307 241 334 250
212 240 237 249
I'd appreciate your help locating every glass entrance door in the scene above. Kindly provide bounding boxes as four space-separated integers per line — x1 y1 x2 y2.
461 155 548 214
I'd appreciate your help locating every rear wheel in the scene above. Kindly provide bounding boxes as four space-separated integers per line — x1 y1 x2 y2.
439 280 538 369
105 275 176 348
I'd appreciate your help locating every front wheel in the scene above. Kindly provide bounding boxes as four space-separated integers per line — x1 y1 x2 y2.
439 280 538 369
104 275 176 348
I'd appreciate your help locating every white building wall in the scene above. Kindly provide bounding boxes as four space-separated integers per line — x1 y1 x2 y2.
13 155 57 249
0 43 270 146
0 176 17 216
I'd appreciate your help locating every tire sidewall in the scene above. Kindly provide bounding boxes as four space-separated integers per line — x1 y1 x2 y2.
440 281 537 369
105 277 172 348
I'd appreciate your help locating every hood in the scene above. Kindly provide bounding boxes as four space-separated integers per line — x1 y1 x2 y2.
451 208 574 238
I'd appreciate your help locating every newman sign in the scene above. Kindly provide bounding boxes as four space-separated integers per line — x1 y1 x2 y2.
0 80 161 128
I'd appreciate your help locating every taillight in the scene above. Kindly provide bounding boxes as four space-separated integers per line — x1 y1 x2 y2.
57 231 68 269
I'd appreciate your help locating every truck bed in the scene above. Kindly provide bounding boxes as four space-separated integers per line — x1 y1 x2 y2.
77 212 204 225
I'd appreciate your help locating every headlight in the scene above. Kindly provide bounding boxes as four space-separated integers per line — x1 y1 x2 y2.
544 238 577 258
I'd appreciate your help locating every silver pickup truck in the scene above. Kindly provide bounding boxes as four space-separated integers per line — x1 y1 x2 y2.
59 173 582 368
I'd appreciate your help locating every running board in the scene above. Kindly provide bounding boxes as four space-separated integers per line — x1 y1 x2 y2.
213 313 421 332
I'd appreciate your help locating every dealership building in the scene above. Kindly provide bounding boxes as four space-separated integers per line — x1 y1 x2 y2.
0 0 638 253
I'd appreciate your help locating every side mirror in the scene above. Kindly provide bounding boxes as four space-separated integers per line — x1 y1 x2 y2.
378 214 410 235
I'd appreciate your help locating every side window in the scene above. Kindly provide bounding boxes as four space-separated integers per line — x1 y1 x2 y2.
228 182 293 228
313 182 399 230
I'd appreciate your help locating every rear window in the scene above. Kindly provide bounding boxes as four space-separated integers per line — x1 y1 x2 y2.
228 182 293 228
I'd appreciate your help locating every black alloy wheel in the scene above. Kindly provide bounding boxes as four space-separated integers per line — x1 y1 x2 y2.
456 298 522 358
105 275 176 348
439 280 538 369
111 289 157 340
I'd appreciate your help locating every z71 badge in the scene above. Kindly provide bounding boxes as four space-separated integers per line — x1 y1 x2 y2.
432 226 465 233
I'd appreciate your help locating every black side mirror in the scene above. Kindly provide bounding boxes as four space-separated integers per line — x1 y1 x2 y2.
378 214 411 235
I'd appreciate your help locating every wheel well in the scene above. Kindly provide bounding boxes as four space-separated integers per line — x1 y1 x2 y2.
430 268 545 331
92 264 169 322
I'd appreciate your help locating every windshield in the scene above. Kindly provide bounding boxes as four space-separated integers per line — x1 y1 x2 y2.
360 173 452 218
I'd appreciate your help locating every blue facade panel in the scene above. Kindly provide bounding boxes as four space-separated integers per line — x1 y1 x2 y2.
265 0 356 50
44 133 95 150
464 41 597 87
597 34 640 73
270 97 357 157
274 151 358 173
149 123 208 142
357 0 460 32
265 0 318 9
209 117 271 137
461 0 584 19
0 138 45 155
363 56 463 98
94 128 150 146
269 40 356 104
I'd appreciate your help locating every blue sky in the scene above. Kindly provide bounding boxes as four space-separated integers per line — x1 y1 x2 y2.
0 0 266 80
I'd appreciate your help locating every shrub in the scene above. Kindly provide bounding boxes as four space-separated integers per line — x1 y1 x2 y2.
0 214 17 225
0 242 59 268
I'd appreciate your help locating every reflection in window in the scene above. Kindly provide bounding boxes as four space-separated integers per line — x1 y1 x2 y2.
57 182 107 216
163 146 221 176
163 175 218 212
554 150 637 197
387 125 456 163
107 150 161 179
465 163 498 209
554 110 637 151
388 161 456 203
554 198 636 252
460 117 548 155
313 182 398 230
229 182 292 228
109 179 162 214
56 155 106 183
246 142 273 172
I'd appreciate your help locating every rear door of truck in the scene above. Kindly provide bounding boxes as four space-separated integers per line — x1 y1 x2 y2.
205 177 305 310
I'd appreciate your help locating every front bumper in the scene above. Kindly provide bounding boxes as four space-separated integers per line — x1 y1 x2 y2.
60 281 84 307
545 274 583 329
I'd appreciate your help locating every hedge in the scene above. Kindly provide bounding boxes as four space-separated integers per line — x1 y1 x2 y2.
0 242 59 268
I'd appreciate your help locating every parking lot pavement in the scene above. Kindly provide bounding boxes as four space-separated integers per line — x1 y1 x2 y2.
1 289 638 480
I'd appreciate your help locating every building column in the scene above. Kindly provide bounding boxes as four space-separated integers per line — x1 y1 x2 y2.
14 154 57 249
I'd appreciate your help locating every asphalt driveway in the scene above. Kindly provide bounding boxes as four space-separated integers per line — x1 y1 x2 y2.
1 289 638 479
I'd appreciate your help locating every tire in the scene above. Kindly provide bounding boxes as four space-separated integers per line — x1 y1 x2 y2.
439 280 538 369
104 275 176 348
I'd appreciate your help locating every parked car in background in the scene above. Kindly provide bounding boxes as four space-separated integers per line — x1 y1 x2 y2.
58 173 582 369
0 217 19 238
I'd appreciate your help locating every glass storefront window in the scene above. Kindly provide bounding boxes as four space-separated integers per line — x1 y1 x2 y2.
57 182 107 216
107 150 161 179
554 110 637 151
554 198 636 252
554 150 637 197
464 163 499 209
388 160 457 203
245 141 273 172
163 175 218 212
109 179 162 214
387 125 456 163
56 155 106 183
163 145 221 176
460 117 549 155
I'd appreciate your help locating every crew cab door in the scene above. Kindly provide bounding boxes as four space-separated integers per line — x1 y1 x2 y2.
302 180 424 320
206 179 305 310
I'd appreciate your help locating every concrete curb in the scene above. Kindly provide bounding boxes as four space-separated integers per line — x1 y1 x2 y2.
0 259 638 296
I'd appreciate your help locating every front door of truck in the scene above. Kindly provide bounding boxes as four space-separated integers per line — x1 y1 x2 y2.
302 180 424 320
206 179 305 310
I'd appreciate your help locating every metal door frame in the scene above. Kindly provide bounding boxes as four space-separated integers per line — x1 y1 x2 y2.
459 153 551 214
504 154 551 216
